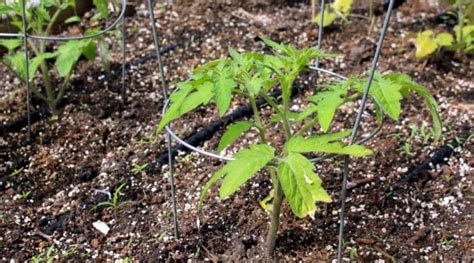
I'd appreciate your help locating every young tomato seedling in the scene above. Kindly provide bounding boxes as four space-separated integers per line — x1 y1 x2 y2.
158 37 442 256
0 0 115 117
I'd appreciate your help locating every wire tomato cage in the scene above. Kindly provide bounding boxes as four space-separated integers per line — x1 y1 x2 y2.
1 0 396 261
155 1 396 261
0 0 128 141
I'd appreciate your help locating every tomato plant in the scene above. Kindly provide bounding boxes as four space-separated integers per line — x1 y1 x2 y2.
158 37 442 256
0 0 115 117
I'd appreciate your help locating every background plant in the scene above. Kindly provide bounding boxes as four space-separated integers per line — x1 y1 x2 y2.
158 37 442 256
415 0 474 58
0 0 117 117
313 0 352 27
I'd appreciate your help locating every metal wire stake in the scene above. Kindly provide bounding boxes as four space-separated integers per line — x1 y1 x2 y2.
314 0 325 78
20 0 31 142
146 0 179 239
121 16 126 96
309 0 325 135
336 0 395 261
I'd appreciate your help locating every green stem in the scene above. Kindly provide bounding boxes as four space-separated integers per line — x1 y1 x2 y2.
37 39 55 99
50 69 73 116
259 91 292 139
343 92 362 103
249 95 267 143
45 4 66 36
265 166 284 257
26 39 40 56
294 117 319 137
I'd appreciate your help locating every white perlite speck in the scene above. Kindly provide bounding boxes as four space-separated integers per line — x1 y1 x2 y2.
92 221 110 235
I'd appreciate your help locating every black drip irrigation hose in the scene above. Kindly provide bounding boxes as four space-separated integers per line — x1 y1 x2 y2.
0 106 50 136
149 85 301 173
0 44 176 137
394 133 471 188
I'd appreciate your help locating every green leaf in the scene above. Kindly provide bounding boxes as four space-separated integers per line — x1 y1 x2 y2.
214 73 235 116
332 0 353 13
285 134 373 157
384 73 442 139
6 52 56 81
314 9 338 27
219 144 275 198
309 89 344 132
0 39 22 52
29 52 56 81
435 32 454 46
259 190 274 212
55 40 84 77
278 152 331 218
244 73 264 95
158 82 213 131
81 40 97 61
64 15 81 24
217 121 253 153
455 25 474 43
93 0 109 18
415 32 438 59
192 59 222 79
369 78 402 120
228 47 244 65
179 82 214 113
287 130 351 151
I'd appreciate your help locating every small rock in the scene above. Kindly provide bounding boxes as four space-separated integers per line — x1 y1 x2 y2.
91 238 100 248
92 221 110 235
5 188 15 196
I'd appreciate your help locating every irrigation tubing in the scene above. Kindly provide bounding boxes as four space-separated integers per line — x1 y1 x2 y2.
394 133 471 188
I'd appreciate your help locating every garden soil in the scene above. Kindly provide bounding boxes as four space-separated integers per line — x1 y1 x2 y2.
1 1 473 261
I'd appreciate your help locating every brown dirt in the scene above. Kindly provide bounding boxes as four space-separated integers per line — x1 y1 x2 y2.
1 1 473 262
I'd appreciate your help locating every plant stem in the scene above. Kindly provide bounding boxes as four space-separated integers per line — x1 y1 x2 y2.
45 4 66 35
51 69 73 115
249 95 267 143
294 117 319 137
259 91 292 139
37 40 55 103
343 92 362 103
266 166 284 257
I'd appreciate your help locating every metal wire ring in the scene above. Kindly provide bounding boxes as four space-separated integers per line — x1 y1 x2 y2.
163 66 384 162
0 0 127 40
